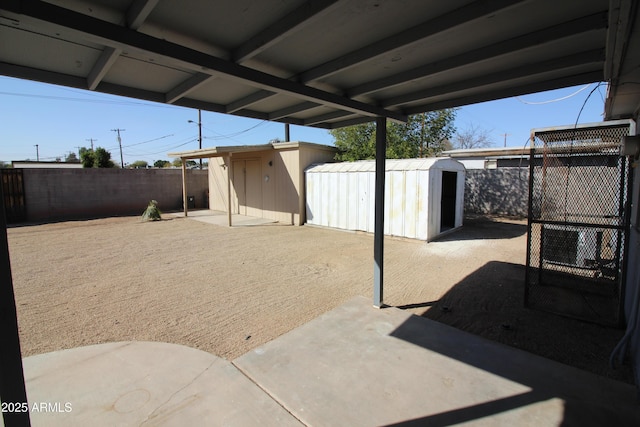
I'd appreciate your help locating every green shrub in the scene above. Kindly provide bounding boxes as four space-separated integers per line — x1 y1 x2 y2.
141 200 162 221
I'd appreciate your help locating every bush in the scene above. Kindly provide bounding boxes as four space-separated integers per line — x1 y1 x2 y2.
141 200 162 221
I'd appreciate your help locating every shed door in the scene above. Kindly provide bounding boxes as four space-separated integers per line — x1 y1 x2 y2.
440 171 457 231
232 159 262 216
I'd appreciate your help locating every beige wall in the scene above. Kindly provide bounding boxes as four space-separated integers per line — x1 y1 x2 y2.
207 143 336 225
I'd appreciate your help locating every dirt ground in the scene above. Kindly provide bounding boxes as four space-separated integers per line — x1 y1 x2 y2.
7 214 633 384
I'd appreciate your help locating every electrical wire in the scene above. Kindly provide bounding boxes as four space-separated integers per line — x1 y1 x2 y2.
515 84 593 105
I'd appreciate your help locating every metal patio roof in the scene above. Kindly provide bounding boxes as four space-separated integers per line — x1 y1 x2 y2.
1 0 639 129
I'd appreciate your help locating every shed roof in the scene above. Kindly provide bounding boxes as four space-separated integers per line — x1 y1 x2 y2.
306 157 465 173
169 141 337 159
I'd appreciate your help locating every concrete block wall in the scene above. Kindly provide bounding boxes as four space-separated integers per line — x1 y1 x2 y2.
22 168 208 222
464 168 529 218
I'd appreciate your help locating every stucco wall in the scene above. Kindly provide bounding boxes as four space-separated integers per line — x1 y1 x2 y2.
22 168 208 222
464 168 529 218
206 143 336 225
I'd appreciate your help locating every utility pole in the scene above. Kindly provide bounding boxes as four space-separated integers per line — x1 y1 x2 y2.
188 110 203 169
501 133 511 147
111 129 125 168
86 138 97 150
34 144 39 161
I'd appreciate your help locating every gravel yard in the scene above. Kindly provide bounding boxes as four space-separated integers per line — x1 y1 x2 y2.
7 214 632 383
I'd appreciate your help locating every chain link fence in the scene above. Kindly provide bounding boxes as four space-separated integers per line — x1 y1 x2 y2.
525 122 633 326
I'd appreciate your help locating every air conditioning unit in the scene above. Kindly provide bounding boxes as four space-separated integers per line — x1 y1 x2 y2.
542 225 600 268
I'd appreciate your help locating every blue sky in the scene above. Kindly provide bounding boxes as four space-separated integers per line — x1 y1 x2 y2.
0 75 607 165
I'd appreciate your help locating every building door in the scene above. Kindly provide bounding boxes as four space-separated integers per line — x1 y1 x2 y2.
440 171 457 231
232 159 262 216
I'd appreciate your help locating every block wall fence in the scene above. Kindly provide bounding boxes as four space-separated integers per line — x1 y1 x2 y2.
20 168 208 222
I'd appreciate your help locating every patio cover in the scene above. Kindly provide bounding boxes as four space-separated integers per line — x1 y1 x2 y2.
1 0 638 126
2 1 640 423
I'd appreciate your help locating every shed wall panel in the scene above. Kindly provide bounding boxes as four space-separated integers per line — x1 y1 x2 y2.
337 172 349 230
404 170 418 239
357 172 370 231
368 172 376 234
427 170 441 241
389 171 405 237
417 171 430 240
347 173 359 230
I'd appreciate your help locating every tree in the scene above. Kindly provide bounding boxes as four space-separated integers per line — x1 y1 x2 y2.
94 147 115 168
79 147 95 168
451 123 494 149
130 160 148 169
172 158 182 167
65 152 79 163
79 146 115 168
154 160 170 168
330 109 457 161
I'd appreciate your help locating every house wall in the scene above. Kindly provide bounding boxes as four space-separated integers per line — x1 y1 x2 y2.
22 168 208 222
624 156 640 389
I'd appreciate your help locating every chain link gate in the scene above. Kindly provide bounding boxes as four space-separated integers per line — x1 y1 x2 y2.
525 121 635 326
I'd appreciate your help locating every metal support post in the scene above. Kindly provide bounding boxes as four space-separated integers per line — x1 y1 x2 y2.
373 117 386 308
0 182 31 426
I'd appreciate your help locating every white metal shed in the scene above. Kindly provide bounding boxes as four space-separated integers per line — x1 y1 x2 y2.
306 158 465 241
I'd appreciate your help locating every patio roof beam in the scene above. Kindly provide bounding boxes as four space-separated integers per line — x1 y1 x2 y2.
403 70 604 115
299 0 526 83
347 11 608 98
269 101 320 120
303 110 355 126
165 73 213 104
225 90 277 113
87 0 159 90
232 0 341 63
382 49 605 108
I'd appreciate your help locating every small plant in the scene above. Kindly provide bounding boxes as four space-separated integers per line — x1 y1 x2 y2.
141 200 162 221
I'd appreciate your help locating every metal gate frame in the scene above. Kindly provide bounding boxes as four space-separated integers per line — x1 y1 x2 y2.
524 120 635 326
1 169 26 223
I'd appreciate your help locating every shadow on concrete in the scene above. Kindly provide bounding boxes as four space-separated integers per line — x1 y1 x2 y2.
390 287 638 425
382 391 550 426
401 261 632 383
431 216 527 242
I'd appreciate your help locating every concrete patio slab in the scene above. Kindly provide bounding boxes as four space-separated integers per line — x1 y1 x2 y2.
8 297 639 426
15 342 302 427
170 209 277 226
234 296 640 426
